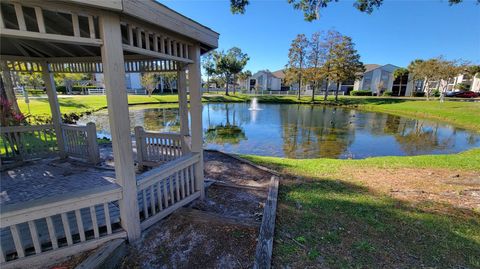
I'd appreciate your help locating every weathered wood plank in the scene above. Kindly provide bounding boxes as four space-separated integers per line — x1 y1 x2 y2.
253 176 280 269
74 238 125 269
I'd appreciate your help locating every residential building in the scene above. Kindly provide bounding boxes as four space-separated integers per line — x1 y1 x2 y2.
244 65 480 96
95 73 142 92
239 70 283 91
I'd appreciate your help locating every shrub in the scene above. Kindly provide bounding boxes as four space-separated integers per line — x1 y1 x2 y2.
382 91 393 96
350 90 373 96
455 82 471 91
413 92 425 97
433 90 440 97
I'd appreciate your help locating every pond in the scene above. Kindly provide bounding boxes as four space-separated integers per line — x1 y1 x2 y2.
78 102 480 159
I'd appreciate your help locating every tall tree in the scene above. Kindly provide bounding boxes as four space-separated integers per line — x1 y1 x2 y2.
329 35 364 101
230 0 475 21
202 51 216 92
322 30 343 101
407 59 425 96
160 72 177 93
237 70 252 91
305 31 327 102
437 58 464 94
409 58 443 100
140 73 158 96
286 34 308 100
466 65 480 78
214 47 249 95
393 67 409 96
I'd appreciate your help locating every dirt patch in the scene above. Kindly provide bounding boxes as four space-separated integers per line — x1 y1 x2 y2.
342 167 480 211
191 184 266 221
120 213 258 269
204 150 272 188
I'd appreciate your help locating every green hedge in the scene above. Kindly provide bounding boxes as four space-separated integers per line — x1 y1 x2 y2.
413 92 425 97
382 91 393 96
350 90 373 96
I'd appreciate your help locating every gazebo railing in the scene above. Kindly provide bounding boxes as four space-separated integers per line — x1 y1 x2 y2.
0 185 125 267
0 123 100 164
61 123 100 164
136 153 201 231
1 124 58 161
134 126 189 168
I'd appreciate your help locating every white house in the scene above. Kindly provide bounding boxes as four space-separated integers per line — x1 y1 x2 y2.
239 70 283 91
422 73 480 93
271 64 406 95
95 73 143 92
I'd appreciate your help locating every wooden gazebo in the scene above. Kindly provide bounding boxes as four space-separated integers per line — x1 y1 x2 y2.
0 1 218 267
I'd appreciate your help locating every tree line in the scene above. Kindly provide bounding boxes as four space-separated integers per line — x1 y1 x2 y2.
404 58 480 100
202 47 250 96
284 30 364 101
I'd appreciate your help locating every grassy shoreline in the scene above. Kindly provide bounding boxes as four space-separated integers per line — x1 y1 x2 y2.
16 94 480 131
243 149 480 267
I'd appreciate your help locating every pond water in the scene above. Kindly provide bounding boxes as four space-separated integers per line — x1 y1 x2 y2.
78 103 480 159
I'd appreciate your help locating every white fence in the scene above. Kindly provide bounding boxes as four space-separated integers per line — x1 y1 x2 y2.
87 88 105 95
136 153 201 230
134 126 188 168
0 185 125 268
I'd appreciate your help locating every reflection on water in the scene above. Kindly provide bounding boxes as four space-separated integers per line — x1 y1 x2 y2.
79 103 480 159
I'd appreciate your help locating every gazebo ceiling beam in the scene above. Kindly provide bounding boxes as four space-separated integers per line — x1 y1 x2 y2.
11 42 30 57
1 56 181 73
1 29 103 46
18 40 55 57
20 9 98 57
123 45 193 64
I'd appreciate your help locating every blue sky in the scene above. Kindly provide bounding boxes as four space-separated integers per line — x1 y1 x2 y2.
162 0 480 73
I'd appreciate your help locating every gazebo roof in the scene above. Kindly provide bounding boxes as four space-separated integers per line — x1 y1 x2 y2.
0 0 219 72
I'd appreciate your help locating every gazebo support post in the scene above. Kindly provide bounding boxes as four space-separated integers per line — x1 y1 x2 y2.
100 12 141 241
187 45 205 199
40 62 66 158
0 61 20 114
177 68 190 153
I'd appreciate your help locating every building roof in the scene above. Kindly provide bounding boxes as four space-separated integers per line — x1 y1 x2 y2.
271 64 400 79
364 64 382 73
272 70 286 79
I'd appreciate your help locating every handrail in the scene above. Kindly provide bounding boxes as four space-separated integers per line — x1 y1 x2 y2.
137 152 199 190
134 126 189 168
0 124 54 133
0 185 122 227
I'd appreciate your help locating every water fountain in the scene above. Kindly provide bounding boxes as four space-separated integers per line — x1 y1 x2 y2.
248 97 262 111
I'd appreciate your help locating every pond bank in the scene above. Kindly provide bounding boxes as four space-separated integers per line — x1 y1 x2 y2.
203 94 480 131
18 94 480 131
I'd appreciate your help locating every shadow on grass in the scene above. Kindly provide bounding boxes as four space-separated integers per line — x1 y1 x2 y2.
269 170 480 268
58 99 89 109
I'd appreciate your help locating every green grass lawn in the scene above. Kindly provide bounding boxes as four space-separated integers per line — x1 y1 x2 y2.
243 149 480 268
17 95 180 117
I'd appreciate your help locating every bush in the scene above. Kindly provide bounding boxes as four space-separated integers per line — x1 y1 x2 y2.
350 90 373 96
455 82 470 91
382 92 393 96
413 92 425 97
433 90 440 97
